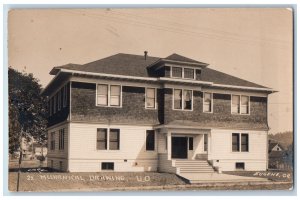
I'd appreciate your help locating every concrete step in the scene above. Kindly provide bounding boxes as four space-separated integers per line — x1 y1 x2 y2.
180 170 215 173
177 165 212 168
175 163 210 166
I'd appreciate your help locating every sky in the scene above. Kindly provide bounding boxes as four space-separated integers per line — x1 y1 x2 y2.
8 8 293 134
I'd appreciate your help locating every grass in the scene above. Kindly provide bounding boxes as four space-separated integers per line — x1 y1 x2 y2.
7 160 293 192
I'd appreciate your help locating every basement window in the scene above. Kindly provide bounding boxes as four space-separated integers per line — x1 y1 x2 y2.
101 162 114 170
235 162 245 170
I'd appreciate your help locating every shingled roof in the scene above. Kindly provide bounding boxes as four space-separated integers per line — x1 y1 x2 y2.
51 53 268 89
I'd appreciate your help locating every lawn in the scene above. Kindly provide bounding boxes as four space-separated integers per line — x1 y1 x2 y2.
7 160 293 192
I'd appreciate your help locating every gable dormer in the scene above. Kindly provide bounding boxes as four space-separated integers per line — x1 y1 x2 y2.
147 53 208 81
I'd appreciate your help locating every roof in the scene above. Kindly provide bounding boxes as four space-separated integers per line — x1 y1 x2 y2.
164 53 208 65
49 52 270 90
269 142 285 152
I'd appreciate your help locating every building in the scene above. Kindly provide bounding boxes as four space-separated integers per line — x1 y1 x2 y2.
41 52 275 173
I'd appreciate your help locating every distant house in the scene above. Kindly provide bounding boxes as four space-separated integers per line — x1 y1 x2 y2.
268 140 291 170
42 52 276 173
33 143 48 157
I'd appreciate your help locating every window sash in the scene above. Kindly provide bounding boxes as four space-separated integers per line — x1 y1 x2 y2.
63 85 67 107
184 68 195 79
174 89 182 109
241 96 249 114
109 129 120 150
183 90 192 110
146 88 156 108
97 85 108 106
241 134 249 152
146 130 155 151
232 133 240 152
203 93 212 112
97 128 107 150
232 95 240 114
110 85 121 107
172 67 183 78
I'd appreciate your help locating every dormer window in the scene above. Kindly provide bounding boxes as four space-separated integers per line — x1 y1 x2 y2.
170 66 195 80
172 67 182 78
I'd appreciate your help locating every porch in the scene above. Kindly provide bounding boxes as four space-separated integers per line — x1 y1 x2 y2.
155 126 215 174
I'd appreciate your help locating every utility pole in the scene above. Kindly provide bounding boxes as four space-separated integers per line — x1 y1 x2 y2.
16 128 23 192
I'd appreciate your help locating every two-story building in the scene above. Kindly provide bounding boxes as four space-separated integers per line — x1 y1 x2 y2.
41 52 275 174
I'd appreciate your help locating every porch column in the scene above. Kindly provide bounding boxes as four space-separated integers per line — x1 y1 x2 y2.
167 131 172 160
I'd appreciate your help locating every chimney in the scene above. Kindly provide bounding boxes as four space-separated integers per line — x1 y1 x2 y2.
144 51 148 60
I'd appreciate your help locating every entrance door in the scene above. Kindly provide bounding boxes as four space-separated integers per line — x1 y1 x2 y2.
171 137 188 159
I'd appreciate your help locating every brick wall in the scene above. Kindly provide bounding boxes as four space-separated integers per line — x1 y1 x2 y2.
70 82 159 125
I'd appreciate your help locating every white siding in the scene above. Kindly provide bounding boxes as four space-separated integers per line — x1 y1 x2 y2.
68 123 158 172
47 123 69 171
209 129 268 171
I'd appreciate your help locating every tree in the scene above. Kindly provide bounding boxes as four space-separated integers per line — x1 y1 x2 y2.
9 67 47 155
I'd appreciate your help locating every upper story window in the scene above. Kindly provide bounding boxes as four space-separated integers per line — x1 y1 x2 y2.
232 95 250 114
172 67 183 78
203 92 213 113
53 94 57 114
173 89 193 111
171 66 195 79
145 88 156 109
49 98 53 116
97 84 121 107
57 90 62 111
63 85 67 108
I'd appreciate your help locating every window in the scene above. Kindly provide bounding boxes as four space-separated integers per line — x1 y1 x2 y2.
49 98 53 116
57 90 62 111
146 130 155 151
232 95 250 114
101 162 114 170
241 134 249 152
146 88 156 109
172 67 182 78
97 84 108 106
96 128 120 150
59 161 63 171
241 96 249 114
235 162 245 170
51 160 54 168
109 129 120 150
50 132 55 150
232 133 249 152
173 89 193 110
232 95 240 114
203 92 213 113
204 134 208 152
184 68 195 79
232 133 240 152
97 128 107 150
97 84 121 107
110 85 121 106
53 94 57 114
63 85 67 108
188 137 193 150
59 129 64 150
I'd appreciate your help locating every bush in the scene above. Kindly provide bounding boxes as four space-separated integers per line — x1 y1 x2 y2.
36 155 45 162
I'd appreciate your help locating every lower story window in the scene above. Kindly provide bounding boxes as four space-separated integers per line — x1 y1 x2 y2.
101 162 114 170
59 161 63 171
146 130 155 151
235 162 245 170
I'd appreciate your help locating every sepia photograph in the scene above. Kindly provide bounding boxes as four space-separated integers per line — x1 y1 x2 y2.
6 7 294 193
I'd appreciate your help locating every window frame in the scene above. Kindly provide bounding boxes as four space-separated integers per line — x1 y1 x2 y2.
231 133 249 153
96 84 122 107
58 129 65 150
203 92 213 113
172 88 193 111
145 87 157 109
101 162 114 171
96 128 120 151
231 94 250 115
170 66 196 80
145 130 155 151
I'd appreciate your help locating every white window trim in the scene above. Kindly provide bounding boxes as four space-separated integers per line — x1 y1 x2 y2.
96 84 122 108
145 87 157 109
96 128 120 151
203 92 213 113
172 88 193 111
231 94 250 115
170 66 196 80
231 133 249 153
145 130 157 152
